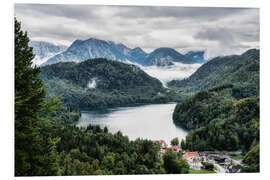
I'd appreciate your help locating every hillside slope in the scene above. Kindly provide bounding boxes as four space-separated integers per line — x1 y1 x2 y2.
168 49 259 99
40 58 176 109
173 49 260 156
145 47 190 66
29 41 67 65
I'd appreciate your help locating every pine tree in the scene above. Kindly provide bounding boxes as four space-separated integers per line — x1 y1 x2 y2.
15 18 59 176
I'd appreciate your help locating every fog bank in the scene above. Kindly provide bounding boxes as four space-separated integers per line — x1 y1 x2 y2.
140 62 202 86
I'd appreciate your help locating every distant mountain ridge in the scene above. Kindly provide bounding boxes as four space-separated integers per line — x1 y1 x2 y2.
145 47 190 66
39 38 206 66
29 41 67 65
184 50 206 63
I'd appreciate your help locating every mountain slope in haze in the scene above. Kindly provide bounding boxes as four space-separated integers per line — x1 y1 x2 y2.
44 37 206 66
184 50 206 63
168 49 259 98
127 47 148 65
45 38 149 66
40 58 177 109
29 41 67 65
145 48 190 66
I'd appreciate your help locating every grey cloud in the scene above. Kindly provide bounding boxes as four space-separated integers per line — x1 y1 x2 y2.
14 4 259 58
115 6 251 20
194 26 259 46
15 4 99 20
195 27 235 44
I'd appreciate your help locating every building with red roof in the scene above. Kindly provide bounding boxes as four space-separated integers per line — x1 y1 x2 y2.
182 152 203 170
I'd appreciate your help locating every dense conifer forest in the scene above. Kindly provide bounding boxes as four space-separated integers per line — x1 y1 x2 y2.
172 50 260 172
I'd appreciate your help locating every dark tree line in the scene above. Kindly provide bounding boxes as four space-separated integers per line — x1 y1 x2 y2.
175 88 259 172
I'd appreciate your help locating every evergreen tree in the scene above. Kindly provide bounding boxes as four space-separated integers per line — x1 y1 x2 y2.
170 137 179 146
15 18 59 176
163 151 189 174
181 139 187 150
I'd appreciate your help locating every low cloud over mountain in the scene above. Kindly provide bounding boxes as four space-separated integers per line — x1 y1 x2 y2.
140 62 201 86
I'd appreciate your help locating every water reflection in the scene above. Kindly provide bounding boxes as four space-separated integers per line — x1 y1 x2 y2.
76 103 188 144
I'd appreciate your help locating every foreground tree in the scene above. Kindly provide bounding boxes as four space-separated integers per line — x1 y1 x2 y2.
243 144 260 172
163 151 189 174
15 18 59 176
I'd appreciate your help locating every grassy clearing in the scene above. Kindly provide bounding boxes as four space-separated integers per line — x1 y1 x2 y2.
188 169 216 174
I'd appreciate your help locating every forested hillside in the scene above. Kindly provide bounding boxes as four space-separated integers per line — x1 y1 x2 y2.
168 49 259 99
46 124 189 175
40 59 178 110
173 49 260 172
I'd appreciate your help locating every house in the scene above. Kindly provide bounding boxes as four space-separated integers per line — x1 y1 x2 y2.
182 152 203 170
155 140 181 156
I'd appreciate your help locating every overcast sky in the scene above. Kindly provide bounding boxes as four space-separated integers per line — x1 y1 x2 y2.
15 4 259 59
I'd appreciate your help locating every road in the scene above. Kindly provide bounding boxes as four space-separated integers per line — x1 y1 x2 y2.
214 163 227 173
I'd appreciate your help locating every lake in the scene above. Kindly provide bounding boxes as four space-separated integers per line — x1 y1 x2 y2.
76 103 188 144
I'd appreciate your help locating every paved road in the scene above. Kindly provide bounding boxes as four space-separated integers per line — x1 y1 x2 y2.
207 159 227 173
214 163 227 173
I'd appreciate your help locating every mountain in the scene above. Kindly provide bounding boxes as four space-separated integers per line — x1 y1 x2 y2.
40 58 177 109
45 38 146 65
29 41 67 65
145 48 190 66
184 50 206 63
168 49 259 98
44 38 206 66
127 47 148 65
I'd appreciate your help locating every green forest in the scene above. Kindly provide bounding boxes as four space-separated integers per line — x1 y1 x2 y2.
172 50 260 172
40 58 180 110
168 49 259 98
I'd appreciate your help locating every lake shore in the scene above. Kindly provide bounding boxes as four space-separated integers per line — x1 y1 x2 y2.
76 103 188 145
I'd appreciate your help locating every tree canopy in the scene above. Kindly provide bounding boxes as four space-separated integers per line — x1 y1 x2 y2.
15 18 59 176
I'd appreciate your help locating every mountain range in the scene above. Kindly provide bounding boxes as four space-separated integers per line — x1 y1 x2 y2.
29 41 67 65
32 38 207 66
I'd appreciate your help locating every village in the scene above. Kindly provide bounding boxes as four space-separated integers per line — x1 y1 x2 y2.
155 140 244 173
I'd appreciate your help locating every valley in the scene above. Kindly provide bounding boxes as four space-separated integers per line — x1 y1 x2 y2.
38 46 260 173
14 5 260 176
